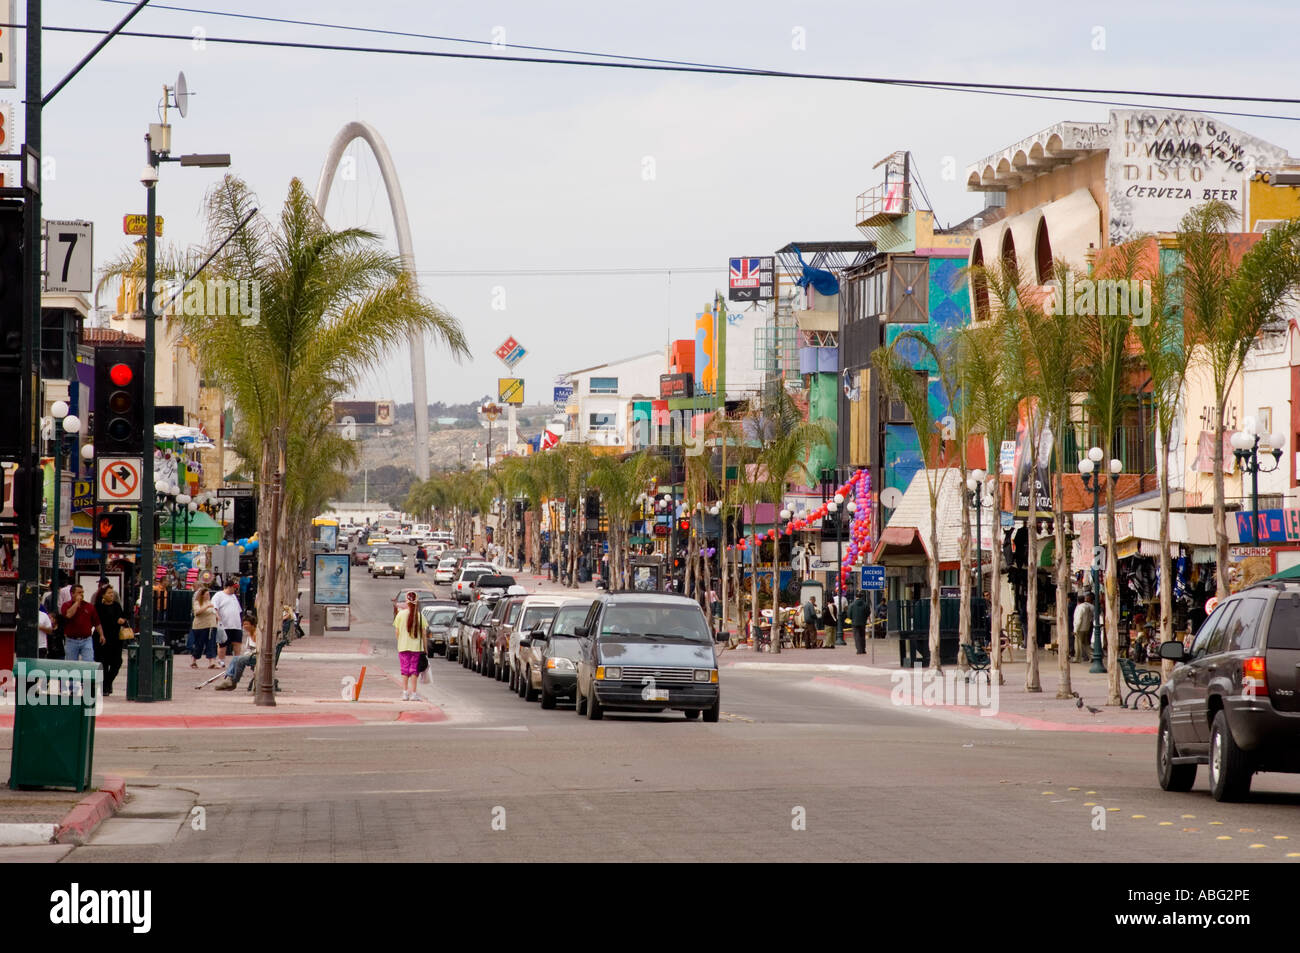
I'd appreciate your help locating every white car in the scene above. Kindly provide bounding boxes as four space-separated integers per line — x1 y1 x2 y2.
506 596 570 698
434 557 459 585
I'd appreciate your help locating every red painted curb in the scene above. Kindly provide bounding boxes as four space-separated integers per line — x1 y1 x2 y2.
396 708 449 723
813 676 1158 734
0 708 451 730
54 776 128 845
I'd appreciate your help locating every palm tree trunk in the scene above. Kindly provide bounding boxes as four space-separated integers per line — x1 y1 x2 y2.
1054 473 1073 699
1026 518 1041 692
958 475 972 671
928 511 941 672
1105 481 1122 706
1159 438 1176 681
989 496 1005 686
1213 394 1229 598
771 519 782 655
254 436 277 648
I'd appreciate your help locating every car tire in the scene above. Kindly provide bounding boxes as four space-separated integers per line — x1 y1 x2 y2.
524 673 538 703
540 683 556 710
508 665 517 692
516 667 526 698
586 687 603 720
683 709 700 720
702 698 720 723
1208 710 1251 802
1156 706 1196 792
575 683 587 717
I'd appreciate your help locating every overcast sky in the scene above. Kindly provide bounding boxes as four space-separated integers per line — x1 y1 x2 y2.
36 0 1300 409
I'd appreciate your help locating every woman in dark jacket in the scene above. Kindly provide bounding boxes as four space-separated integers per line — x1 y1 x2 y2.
93 585 130 695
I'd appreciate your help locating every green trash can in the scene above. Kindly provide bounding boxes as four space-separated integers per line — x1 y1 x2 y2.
8 659 99 792
125 638 175 702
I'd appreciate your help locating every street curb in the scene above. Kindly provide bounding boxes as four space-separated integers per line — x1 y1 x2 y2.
726 662 897 676
54 775 127 846
0 823 57 845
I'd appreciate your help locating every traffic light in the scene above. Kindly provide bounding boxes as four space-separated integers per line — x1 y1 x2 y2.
94 347 146 455
0 201 24 459
233 496 257 537
95 511 133 543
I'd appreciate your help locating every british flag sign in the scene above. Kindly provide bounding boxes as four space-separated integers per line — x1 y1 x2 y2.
728 256 774 302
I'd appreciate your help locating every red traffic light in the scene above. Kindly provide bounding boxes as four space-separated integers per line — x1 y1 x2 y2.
109 363 133 387
95 511 132 543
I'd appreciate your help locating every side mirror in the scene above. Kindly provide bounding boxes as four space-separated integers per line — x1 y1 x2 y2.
455 612 465 622
519 637 532 648
1158 640 1187 663
574 625 589 638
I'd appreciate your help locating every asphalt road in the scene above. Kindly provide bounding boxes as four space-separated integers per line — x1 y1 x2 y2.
60 553 1300 863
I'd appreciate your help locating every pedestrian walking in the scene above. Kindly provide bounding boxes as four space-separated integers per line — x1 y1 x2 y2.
93 586 129 695
822 594 839 645
212 578 244 662
393 591 428 702
803 597 822 649
415 545 428 574
190 585 221 669
848 591 869 654
1073 591 1095 662
60 585 104 663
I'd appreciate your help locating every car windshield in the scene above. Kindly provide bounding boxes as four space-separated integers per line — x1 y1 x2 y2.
550 606 589 636
375 549 401 559
599 605 711 643
438 559 456 568
461 569 488 582
521 606 557 631
424 608 457 626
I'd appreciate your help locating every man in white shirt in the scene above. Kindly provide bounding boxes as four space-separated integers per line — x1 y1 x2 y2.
211 578 244 662
1073 591 1095 662
38 607 53 658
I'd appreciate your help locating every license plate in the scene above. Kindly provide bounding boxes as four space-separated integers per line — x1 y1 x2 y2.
651 689 669 701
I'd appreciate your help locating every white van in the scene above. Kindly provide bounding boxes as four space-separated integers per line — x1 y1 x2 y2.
409 524 431 545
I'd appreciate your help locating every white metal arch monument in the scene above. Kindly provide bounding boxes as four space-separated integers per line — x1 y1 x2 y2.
315 121 430 480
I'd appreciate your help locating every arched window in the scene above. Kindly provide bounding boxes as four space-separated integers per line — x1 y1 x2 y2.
1035 218 1053 285
1000 229 1017 274
970 239 990 321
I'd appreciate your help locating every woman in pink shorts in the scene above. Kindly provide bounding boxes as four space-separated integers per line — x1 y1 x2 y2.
393 591 427 701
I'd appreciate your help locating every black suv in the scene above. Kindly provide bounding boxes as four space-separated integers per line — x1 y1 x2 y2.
573 593 720 721
1157 582 1300 801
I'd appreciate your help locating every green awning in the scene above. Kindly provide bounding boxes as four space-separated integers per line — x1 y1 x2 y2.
160 510 225 545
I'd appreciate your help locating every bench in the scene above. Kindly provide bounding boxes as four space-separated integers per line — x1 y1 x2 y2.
1118 657 1161 709
962 642 991 684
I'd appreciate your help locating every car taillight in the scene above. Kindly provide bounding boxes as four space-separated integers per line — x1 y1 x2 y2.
1243 656 1268 698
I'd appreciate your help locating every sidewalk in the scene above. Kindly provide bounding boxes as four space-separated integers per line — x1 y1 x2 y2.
0 631 448 732
718 639 1161 734
0 775 127 852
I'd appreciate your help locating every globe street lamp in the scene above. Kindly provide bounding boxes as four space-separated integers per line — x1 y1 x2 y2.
1078 448 1121 674
47 402 81 605
1231 427 1284 544
966 468 993 643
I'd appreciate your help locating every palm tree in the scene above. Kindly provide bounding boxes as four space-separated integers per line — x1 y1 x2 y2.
172 175 469 675
953 302 1025 686
872 338 949 670
1179 202 1300 597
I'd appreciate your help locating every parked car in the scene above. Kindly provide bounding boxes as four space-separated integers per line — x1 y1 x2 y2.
480 595 525 679
535 600 596 708
350 543 374 566
369 546 406 578
408 524 431 546
1157 582 1300 801
513 597 588 701
574 593 720 721
453 567 493 603
457 601 495 669
420 603 460 657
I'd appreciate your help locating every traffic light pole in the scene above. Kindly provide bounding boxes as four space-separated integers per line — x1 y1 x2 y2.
136 146 158 701
15 0 42 662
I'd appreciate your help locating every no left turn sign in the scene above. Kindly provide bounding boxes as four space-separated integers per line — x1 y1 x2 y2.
97 456 143 502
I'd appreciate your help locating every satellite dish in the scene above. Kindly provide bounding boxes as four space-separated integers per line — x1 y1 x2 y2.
175 71 189 118
880 487 904 509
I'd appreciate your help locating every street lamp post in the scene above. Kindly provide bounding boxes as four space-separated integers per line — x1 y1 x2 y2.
1231 427 1284 543
826 494 845 644
1078 447 1121 674
137 118 230 703
47 402 81 606
966 469 992 643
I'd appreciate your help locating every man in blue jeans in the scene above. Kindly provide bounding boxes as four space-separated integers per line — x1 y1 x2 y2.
60 584 105 662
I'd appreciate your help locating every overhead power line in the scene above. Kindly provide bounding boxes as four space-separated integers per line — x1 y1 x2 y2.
31 19 1300 124
415 266 720 277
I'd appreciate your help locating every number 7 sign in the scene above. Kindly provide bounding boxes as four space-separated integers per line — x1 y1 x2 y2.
43 219 93 293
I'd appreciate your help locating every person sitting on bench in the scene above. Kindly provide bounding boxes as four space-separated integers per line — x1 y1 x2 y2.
215 618 259 691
